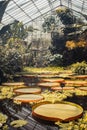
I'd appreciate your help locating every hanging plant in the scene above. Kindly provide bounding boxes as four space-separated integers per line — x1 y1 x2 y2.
56 6 76 25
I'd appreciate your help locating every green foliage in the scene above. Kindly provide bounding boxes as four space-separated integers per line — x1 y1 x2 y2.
0 46 23 76
63 27 77 35
0 113 27 129
0 87 27 129
71 61 87 75
1 125 8 130
49 35 66 55
0 37 27 81
10 120 28 128
0 21 28 45
6 50 23 74
27 25 34 32
0 45 6 83
0 87 14 99
0 113 7 125
10 21 28 39
42 89 87 103
0 46 6 68
56 7 76 25
55 111 87 130
7 38 26 52
56 6 83 36
46 54 63 66
0 113 8 130
0 21 29 81
42 90 73 103
42 15 56 32
23 66 63 74
42 7 85 61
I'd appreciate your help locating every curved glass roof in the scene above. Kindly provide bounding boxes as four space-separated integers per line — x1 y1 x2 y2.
0 0 87 28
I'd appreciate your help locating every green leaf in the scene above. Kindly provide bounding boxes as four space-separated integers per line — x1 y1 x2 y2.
10 120 28 128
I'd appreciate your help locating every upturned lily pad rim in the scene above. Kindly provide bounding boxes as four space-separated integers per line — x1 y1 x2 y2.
32 101 83 122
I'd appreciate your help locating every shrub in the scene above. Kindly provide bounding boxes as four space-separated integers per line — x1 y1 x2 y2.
5 48 23 74
0 42 24 81
71 61 87 75
46 54 63 66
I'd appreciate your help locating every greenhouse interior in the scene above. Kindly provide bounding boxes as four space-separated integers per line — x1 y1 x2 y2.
0 0 87 129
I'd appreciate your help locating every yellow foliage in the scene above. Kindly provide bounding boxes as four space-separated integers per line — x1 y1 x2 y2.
0 113 7 124
66 41 76 49
23 67 63 74
0 87 14 99
10 120 28 128
55 111 87 129
66 40 87 50
56 6 68 13
77 40 87 47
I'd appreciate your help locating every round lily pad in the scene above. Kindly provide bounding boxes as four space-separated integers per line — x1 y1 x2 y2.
38 82 60 88
65 80 87 86
74 75 87 79
58 74 73 78
38 74 59 78
14 94 43 103
14 87 41 94
78 87 87 91
51 86 74 91
32 101 83 122
2 82 25 86
41 78 65 83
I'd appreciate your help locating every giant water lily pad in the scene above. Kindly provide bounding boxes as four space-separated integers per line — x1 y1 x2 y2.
14 87 41 94
79 87 87 91
51 86 74 91
41 78 65 83
37 74 59 78
65 80 87 86
38 82 60 88
14 94 43 103
2 82 25 86
74 75 87 79
58 74 73 79
32 101 83 122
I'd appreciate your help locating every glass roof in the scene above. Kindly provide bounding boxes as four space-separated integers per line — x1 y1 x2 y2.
0 0 87 28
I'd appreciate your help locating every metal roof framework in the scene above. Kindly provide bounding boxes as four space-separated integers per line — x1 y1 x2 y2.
0 0 87 29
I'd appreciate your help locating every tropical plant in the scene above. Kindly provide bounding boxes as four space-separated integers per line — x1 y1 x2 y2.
66 39 87 50
56 6 76 25
46 53 63 66
56 6 83 35
10 120 28 128
0 40 24 81
0 21 30 81
0 113 8 130
71 61 87 75
0 47 23 74
0 20 28 45
66 40 76 50
42 15 56 32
